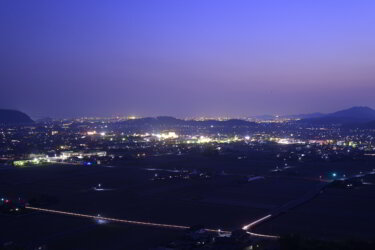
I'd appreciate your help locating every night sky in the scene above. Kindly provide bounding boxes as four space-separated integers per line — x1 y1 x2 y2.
1 0 375 118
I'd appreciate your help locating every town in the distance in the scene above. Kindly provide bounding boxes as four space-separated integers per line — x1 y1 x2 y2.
1 106 375 250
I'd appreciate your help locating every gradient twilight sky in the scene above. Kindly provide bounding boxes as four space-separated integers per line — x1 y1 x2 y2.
1 0 375 118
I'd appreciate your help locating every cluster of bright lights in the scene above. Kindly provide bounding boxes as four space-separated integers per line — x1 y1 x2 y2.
185 135 243 144
153 132 179 140
277 138 304 145
132 133 150 137
13 151 106 167
277 139 291 145
197 136 212 144
14 156 51 167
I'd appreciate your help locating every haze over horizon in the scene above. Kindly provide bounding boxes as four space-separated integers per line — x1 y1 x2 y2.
1 0 375 118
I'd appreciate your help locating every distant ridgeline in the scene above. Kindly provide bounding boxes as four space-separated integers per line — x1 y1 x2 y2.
118 116 257 127
299 106 375 128
0 109 34 125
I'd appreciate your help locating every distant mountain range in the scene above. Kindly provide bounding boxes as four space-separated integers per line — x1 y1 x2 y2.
0 109 34 125
284 112 325 120
2 106 375 128
300 106 375 126
114 107 375 129
121 116 257 127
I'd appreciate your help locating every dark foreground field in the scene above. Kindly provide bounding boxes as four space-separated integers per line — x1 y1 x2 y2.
1 154 374 249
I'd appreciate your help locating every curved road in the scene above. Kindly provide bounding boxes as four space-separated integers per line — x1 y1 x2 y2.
25 171 374 240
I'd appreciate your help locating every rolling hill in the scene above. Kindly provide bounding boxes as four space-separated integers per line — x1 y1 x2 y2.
301 107 375 125
0 109 34 125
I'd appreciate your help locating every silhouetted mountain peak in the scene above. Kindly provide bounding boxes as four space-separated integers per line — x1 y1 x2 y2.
301 106 375 125
330 106 375 119
0 109 34 125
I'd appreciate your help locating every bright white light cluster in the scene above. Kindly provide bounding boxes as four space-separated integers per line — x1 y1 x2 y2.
153 132 179 140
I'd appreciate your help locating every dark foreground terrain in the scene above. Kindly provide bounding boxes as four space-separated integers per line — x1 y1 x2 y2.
1 153 375 249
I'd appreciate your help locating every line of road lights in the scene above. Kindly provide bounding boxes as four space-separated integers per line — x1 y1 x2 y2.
26 206 281 239
25 206 229 234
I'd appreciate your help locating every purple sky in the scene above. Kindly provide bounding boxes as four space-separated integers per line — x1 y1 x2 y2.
1 0 375 118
